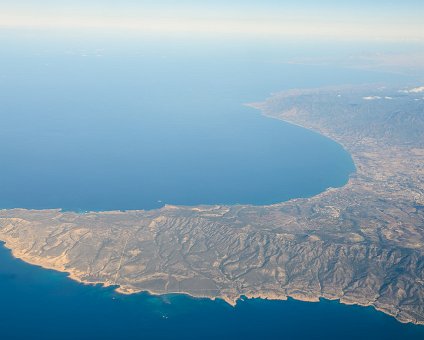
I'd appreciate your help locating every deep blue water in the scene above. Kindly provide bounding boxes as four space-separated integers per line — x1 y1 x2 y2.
1 243 424 340
0 36 423 338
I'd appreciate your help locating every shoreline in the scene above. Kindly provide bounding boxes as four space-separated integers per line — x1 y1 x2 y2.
0 100 355 215
2 240 414 326
1 84 423 326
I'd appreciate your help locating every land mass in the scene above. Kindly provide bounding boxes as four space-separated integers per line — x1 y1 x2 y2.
1 84 423 324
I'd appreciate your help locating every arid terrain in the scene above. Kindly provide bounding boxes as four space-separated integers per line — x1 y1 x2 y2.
1 84 423 324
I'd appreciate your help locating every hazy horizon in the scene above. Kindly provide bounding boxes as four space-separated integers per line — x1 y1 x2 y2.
1 1 424 42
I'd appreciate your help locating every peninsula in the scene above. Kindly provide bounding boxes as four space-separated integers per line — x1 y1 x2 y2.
1 84 423 325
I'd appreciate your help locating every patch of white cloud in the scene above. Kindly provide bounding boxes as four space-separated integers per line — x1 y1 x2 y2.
408 86 424 93
363 96 381 100
399 86 424 94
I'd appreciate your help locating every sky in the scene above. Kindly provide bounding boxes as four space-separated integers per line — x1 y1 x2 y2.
0 1 424 42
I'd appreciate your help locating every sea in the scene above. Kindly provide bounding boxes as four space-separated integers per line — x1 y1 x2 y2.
0 34 423 339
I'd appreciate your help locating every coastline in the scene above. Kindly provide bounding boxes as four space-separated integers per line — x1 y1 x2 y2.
1 238 417 326
0 85 423 325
